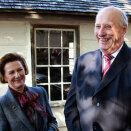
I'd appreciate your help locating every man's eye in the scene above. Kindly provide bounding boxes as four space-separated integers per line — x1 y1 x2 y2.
96 25 100 28
105 25 111 29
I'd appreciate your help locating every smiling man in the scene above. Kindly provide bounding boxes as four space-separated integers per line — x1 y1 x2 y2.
95 7 127 55
64 6 131 131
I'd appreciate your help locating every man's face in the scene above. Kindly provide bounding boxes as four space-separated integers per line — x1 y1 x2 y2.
94 8 127 55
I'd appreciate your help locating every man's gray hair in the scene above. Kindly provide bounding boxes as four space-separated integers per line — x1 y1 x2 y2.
120 9 128 27
97 6 128 27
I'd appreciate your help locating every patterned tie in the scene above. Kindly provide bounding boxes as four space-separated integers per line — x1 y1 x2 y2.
102 55 113 78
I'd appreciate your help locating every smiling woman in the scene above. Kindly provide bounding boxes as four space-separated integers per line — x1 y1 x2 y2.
0 53 59 131
3 61 26 93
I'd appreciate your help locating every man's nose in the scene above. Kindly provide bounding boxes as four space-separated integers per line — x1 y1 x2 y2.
98 28 106 37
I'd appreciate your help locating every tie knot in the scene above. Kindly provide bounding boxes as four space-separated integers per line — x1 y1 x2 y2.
104 55 113 61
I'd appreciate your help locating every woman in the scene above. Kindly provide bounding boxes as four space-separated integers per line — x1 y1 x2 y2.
0 53 59 131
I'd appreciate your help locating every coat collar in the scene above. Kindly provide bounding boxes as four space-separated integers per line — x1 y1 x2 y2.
94 43 129 96
1 87 35 131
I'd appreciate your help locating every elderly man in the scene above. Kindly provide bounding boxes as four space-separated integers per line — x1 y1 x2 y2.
64 6 131 131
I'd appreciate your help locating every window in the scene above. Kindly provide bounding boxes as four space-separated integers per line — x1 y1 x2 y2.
34 28 76 103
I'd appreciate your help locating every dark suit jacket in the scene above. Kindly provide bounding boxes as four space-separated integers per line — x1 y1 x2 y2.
64 43 131 131
0 86 58 131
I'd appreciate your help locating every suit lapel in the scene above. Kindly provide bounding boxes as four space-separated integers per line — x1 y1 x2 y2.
1 89 35 131
94 43 129 96
93 50 102 84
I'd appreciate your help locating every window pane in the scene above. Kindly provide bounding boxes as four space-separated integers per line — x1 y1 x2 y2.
63 49 74 65
37 85 48 96
63 31 74 47
51 84 61 101
63 84 70 100
36 67 48 83
69 49 74 59
50 49 61 65
37 48 48 65
69 65 74 75
63 49 69 65
36 30 48 47
50 67 61 83
50 30 61 47
63 67 72 82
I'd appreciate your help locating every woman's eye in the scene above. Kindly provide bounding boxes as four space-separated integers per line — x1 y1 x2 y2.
9 71 14 75
18 69 23 72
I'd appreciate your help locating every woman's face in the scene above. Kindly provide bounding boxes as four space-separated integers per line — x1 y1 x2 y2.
4 61 26 93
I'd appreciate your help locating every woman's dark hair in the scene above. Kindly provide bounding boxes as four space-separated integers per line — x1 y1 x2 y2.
0 53 29 83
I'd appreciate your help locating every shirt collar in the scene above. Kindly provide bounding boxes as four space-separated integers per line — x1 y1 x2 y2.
9 86 27 96
111 43 123 58
102 43 124 58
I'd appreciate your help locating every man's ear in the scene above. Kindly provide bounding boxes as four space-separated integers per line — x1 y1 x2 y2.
123 25 127 35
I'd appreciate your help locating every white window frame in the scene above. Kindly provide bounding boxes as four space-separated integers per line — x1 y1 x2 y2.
34 28 76 105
